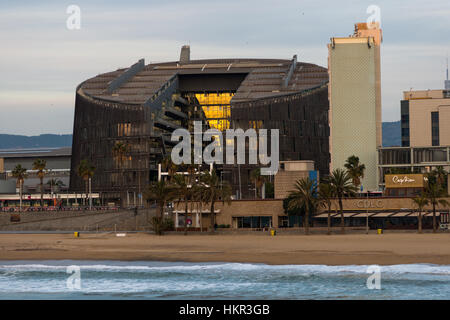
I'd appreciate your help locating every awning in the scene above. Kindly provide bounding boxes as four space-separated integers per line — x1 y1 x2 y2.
368 212 397 217
314 211 447 218
314 212 359 218
173 209 220 214
351 213 371 218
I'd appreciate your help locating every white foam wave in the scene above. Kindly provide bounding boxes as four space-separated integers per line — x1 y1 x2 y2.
0 262 449 275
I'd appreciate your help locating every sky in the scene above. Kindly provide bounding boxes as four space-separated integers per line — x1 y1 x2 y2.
0 0 449 136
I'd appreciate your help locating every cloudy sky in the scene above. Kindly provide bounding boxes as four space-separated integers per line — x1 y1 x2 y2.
1 0 449 135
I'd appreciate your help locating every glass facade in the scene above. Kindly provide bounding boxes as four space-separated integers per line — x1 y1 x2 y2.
195 92 233 131
236 216 272 228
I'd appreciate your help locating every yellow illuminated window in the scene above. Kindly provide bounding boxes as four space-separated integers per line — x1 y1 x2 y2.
195 92 234 131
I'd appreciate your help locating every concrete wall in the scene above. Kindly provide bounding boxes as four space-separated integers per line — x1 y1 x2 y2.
0 180 16 194
0 208 156 231
274 171 309 199
214 200 284 228
408 97 450 147
439 104 450 146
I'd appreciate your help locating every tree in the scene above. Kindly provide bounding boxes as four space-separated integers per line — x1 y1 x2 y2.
433 166 448 189
161 154 178 181
319 181 335 235
32 159 47 207
46 178 65 194
344 155 366 189
173 174 194 235
412 194 429 234
112 142 130 206
250 168 267 199
328 169 358 234
77 159 95 206
144 180 176 235
286 177 318 235
424 171 449 233
200 170 232 233
12 164 27 211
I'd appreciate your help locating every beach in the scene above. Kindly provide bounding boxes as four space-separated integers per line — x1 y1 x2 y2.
1 232 449 265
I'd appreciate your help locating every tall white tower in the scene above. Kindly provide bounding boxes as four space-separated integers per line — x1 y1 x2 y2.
328 22 382 191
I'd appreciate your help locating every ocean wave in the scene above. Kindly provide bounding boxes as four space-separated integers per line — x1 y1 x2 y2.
0 262 449 275
0 261 449 299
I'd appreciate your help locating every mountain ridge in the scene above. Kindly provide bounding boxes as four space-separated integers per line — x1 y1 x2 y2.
0 122 402 149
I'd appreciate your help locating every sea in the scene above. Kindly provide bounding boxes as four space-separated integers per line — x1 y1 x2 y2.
0 260 448 300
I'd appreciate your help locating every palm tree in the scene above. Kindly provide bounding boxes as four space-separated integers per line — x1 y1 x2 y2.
319 181 335 235
32 159 47 207
191 182 205 230
77 159 95 206
161 154 178 181
287 177 318 235
200 170 232 233
250 168 267 199
173 174 193 235
12 164 27 211
328 168 358 234
47 178 65 194
112 141 130 206
412 194 429 234
344 155 366 190
424 172 449 233
433 166 448 187
144 180 176 235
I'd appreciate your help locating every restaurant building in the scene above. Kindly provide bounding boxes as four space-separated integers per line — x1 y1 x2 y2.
174 196 450 231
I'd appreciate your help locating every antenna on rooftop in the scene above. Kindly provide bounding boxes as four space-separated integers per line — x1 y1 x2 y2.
446 55 448 81
446 55 450 90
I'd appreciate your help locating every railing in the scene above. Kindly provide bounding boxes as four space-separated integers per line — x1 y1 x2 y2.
0 206 119 213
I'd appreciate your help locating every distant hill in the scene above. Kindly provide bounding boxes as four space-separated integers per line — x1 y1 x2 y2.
382 121 401 147
0 134 72 149
0 122 401 149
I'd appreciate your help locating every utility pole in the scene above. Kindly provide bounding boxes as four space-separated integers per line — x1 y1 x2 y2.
19 179 22 212
238 164 242 200
138 159 141 207
366 188 369 235
89 177 92 210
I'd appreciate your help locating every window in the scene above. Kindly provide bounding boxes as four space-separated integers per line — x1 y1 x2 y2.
237 216 272 228
431 112 439 146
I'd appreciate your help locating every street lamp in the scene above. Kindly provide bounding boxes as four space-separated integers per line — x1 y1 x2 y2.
89 177 92 210
138 159 141 207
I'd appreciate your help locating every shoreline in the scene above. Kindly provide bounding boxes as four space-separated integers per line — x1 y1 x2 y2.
0 233 449 265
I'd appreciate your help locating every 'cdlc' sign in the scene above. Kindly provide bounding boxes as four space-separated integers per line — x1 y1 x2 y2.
356 199 383 209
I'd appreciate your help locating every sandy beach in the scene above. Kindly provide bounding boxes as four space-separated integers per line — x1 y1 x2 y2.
0 232 449 265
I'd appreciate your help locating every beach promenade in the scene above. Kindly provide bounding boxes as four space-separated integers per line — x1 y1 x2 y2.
0 232 449 265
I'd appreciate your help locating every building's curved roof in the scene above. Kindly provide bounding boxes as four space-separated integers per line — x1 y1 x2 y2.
79 57 328 104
